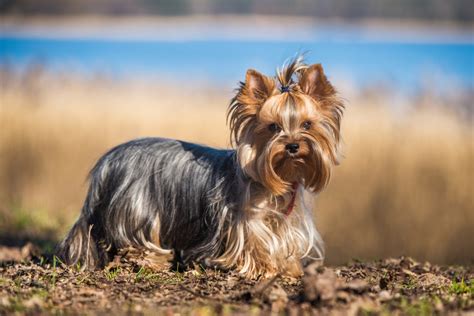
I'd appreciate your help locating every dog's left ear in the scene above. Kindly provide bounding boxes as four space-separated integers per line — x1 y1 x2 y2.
300 63 344 155
299 64 336 100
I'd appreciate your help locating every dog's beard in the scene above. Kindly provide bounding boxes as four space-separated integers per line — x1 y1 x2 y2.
252 135 334 196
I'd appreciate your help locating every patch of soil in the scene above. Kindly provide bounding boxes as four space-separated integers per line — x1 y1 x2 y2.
0 246 472 315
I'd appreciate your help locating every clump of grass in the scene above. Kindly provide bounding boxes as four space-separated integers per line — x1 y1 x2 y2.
135 266 162 282
133 266 185 284
49 255 64 288
402 276 417 291
104 267 121 281
161 271 186 285
450 278 473 295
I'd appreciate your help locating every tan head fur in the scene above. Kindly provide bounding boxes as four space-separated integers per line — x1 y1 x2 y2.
228 56 344 196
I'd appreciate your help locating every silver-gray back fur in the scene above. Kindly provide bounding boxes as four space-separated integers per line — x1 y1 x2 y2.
57 137 241 268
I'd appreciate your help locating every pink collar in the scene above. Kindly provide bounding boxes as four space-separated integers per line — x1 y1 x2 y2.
284 182 299 216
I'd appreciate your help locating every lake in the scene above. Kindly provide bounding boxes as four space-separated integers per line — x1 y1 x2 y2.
1 23 473 93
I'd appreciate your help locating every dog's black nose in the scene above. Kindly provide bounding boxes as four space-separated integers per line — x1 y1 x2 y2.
285 143 299 154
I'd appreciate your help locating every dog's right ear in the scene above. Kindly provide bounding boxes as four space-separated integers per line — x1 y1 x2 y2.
242 69 275 105
228 69 275 147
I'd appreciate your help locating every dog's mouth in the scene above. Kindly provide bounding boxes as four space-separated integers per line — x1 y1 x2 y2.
276 150 307 164
287 152 305 162
272 152 308 181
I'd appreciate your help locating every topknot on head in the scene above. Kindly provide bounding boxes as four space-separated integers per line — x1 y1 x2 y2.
276 55 308 93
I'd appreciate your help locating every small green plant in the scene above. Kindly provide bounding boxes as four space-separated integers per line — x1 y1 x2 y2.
50 255 61 288
173 270 185 283
104 267 121 281
402 276 417 291
13 276 22 288
450 278 473 295
135 266 160 282
156 271 185 285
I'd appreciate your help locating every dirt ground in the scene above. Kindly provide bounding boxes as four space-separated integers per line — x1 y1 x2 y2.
0 244 472 315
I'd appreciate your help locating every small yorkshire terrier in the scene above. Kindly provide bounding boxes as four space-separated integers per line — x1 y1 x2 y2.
58 56 344 278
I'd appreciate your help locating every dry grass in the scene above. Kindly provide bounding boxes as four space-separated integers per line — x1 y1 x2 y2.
0 69 472 265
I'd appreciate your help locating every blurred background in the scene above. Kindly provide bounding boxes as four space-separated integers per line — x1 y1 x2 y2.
0 1 472 265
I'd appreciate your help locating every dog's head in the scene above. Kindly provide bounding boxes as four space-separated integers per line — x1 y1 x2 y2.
228 56 344 196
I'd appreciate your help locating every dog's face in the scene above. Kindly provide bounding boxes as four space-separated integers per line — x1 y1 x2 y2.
228 60 344 196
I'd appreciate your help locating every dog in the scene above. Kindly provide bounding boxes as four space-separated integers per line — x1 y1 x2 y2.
57 56 344 278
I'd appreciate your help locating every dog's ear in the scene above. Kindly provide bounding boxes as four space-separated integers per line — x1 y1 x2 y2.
243 69 274 104
299 64 336 100
300 63 344 149
228 69 275 147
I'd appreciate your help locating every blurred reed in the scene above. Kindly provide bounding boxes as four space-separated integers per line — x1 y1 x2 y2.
0 67 472 265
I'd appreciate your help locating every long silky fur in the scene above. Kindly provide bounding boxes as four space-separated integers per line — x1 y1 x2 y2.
58 56 342 278
57 138 238 267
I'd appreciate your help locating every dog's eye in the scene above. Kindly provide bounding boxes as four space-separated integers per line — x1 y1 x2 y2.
268 123 281 133
302 121 312 130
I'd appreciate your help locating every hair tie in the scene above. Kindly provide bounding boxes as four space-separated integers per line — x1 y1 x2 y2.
280 85 291 93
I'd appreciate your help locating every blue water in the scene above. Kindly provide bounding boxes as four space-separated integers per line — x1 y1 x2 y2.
1 35 473 92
